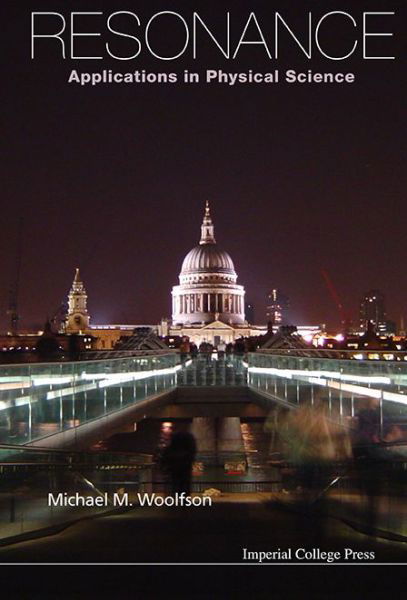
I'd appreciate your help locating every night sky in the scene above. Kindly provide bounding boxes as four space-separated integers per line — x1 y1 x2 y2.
1 0 406 331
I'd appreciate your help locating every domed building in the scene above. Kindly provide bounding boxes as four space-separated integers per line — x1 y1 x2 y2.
58 205 321 351
172 202 245 326
158 203 264 346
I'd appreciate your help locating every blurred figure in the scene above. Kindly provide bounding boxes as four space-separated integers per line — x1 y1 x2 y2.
199 341 208 358
352 398 381 459
234 338 245 355
200 342 213 364
267 397 351 544
352 398 384 532
160 432 197 496
190 342 198 359
277 398 351 499
179 337 190 364
218 340 226 359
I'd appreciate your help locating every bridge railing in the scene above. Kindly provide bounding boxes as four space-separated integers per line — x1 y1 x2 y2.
0 353 180 446
0 443 154 545
256 348 407 361
80 349 176 360
177 354 248 386
247 352 407 437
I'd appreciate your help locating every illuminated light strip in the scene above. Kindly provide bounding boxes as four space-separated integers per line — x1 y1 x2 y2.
33 376 74 386
0 381 31 391
47 365 180 397
99 376 140 389
15 396 35 407
0 364 180 413
337 373 391 384
249 367 407 406
327 380 382 400
0 395 38 411
81 373 115 381
0 376 31 384
81 364 182 382
0 364 181 405
98 365 182 389
47 382 98 400
4 371 171 389
254 375 407 406
248 366 391 385
308 377 327 386
0 359 180 387
383 390 407 404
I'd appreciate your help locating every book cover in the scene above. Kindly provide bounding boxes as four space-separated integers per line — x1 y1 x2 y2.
1 0 406 591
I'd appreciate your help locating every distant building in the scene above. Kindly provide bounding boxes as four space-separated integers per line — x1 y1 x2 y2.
66 268 90 332
359 289 394 334
266 289 290 325
59 208 321 352
159 205 320 346
245 301 255 324
171 201 245 326
158 203 270 345
378 320 397 336
0 323 95 363
64 268 141 349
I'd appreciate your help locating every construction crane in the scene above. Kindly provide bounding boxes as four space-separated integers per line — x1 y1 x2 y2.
321 268 352 334
7 218 23 335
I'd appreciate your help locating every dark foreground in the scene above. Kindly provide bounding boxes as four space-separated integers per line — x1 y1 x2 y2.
0 494 405 564
2 495 406 598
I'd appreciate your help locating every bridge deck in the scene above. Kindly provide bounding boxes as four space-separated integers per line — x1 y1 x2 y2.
0 494 405 564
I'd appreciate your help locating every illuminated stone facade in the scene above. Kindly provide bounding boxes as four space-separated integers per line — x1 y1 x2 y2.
159 203 267 346
66 268 90 332
172 202 245 326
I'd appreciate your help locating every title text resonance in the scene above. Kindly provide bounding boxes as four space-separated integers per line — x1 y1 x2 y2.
31 11 396 61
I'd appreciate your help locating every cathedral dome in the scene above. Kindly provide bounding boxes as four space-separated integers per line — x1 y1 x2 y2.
181 243 236 275
172 202 245 326
179 201 236 280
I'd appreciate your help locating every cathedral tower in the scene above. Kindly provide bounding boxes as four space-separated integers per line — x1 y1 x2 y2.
66 268 90 332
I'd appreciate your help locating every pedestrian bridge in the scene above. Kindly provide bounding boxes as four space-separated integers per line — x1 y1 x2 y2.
1 350 407 550
1 350 407 448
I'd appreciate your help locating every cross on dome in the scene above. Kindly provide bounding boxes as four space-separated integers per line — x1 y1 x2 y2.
73 267 81 283
200 201 216 244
